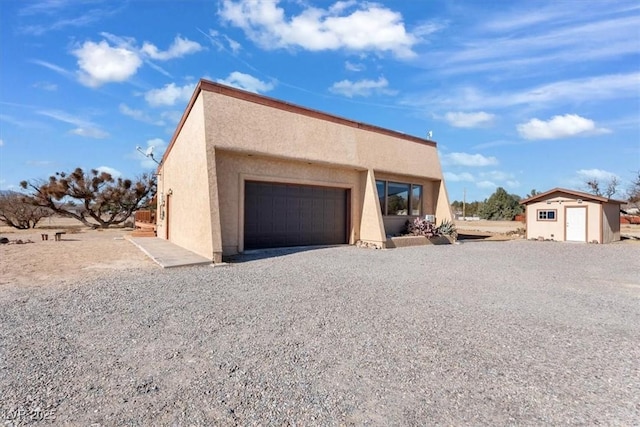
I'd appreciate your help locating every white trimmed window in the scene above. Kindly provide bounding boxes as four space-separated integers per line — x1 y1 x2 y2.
537 210 556 221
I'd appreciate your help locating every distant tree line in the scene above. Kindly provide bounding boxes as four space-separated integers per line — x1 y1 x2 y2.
450 200 483 218
450 171 640 221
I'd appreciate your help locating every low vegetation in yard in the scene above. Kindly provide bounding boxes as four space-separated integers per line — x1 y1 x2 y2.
405 218 457 239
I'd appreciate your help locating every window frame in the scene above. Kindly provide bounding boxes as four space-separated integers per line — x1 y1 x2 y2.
376 180 423 217
537 209 557 221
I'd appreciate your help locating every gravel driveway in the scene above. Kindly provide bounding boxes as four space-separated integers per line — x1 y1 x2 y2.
1 240 639 425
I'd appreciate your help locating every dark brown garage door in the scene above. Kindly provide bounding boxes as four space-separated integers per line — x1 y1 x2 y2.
244 181 348 250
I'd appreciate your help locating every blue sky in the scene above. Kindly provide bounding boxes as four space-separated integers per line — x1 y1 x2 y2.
1 0 638 202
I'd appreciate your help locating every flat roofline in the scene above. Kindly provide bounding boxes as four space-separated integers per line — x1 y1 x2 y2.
160 79 436 169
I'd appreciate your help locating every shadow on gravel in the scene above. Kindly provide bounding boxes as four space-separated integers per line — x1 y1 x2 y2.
224 244 346 263
457 233 514 243
457 233 493 241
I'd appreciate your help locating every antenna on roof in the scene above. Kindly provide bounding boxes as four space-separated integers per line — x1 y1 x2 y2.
427 130 433 139
136 145 160 165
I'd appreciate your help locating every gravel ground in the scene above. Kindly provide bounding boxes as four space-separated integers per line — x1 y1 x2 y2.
1 240 639 425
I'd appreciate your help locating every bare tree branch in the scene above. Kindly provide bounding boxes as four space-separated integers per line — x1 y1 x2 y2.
585 177 618 198
0 191 53 229
20 168 156 228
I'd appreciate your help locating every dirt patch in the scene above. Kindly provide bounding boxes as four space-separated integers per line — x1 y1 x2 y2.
454 220 525 241
621 224 640 239
0 217 155 287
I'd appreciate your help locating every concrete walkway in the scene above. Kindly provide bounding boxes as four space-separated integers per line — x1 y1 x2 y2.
126 236 212 268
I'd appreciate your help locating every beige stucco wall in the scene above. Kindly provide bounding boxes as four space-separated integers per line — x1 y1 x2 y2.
160 84 452 259
214 150 362 255
359 169 386 247
602 202 621 243
202 90 445 181
202 89 451 254
526 196 602 242
156 94 216 259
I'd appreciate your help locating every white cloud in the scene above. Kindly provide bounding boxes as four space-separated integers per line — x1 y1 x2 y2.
477 180 497 189
329 77 396 97
517 114 610 140
30 59 75 79
18 2 124 35
444 172 474 182
33 82 58 91
413 21 448 38
480 7 568 32
0 138 3 147
160 110 183 125
479 170 516 182
141 35 203 60
444 111 495 128
224 35 242 53
442 152 499 167
218 0 418 58
71 127 109 139
96 166 122 178
135 138 168 169
26 160 54 167
477 171 520 189
576 168 619 181
407 72 640 112
37 110 109 139
70 34 203 87
73 40 142 87
499 73 639 107
119 103 164 126
430 6 640 76
19 0 76 16
445 169 518 188
204 30 243 54
345 61 365 72
217 72 275 94
145 82 196 107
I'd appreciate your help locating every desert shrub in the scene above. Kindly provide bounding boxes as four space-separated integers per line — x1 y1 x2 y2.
437 219 457 238
406 218 439 238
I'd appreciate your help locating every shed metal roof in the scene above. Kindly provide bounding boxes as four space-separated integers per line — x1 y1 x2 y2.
520 187 626 205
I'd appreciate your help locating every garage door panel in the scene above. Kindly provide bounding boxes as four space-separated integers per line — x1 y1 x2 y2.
245 181 347 250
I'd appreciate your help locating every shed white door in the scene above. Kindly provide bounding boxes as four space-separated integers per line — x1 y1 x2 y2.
566 207 587 242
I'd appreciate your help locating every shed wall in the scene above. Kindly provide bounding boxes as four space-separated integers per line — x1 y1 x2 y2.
526 197 602 242
602 202 621 243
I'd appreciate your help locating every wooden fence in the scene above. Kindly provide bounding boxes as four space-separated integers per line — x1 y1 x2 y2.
134 210 155 224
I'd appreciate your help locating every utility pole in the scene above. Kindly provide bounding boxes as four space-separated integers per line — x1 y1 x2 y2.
463 188 466 220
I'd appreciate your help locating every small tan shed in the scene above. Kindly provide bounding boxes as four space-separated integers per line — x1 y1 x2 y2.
520 188 624 244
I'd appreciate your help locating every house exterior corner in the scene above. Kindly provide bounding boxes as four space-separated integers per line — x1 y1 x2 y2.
157 79 452 259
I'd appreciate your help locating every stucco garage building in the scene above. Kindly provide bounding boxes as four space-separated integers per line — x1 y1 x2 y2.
157 80 451 262
521 188 624 244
